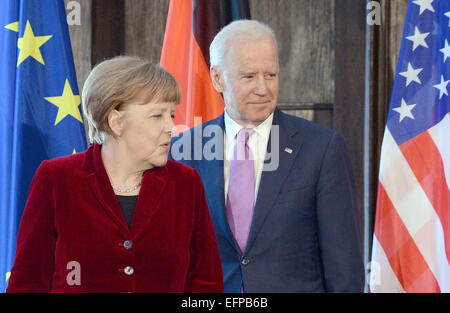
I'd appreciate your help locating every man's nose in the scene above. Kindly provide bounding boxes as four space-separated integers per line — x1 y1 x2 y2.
253 76 268 96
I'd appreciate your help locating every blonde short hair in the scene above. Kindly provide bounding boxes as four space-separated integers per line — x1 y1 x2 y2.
82 56 181 144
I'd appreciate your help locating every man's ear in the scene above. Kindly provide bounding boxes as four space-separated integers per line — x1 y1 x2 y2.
107 109 124 137
210 66 224 93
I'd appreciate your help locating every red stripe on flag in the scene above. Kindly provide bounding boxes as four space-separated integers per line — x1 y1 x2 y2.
190 38 225 124
160 0 192 127
160 0 224 131
399 131 450 264
374 182 441 292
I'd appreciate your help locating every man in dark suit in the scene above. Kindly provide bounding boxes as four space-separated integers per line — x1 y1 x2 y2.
170 19 364 292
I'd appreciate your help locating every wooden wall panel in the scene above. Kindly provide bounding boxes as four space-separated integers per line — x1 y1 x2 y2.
388 0 409 82
124 0 170 62
371 0 408 125
282 109 333 129
65 0 92 92
91 0 125 66
249 0 335 107
335 0 366 217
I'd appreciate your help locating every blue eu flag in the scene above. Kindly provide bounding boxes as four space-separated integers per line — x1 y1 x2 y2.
0 0 87 292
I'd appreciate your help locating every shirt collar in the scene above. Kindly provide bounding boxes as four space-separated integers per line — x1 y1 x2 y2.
224 109 274 142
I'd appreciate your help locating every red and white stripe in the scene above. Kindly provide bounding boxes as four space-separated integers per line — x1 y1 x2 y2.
370 113 450 293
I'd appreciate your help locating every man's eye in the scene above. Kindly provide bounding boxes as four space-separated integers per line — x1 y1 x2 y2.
152 115 162 118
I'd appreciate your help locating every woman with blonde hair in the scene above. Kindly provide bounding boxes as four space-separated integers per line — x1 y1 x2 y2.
7 56 223 293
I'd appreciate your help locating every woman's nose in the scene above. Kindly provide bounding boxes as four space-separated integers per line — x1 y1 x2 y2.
166 115 176 135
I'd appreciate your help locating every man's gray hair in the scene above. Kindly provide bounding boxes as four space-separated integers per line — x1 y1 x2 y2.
209 19 278 69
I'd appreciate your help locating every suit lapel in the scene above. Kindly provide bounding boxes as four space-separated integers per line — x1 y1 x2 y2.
196 114 240 253
244 108 304 254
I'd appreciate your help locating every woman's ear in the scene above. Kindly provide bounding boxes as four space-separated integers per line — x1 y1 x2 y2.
210 66 224 93
107 109 124 137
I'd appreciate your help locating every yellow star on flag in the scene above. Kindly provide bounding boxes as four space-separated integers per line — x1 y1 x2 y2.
4 21 19 32
45 79 83 125
6 272 11 282
17 20 52 66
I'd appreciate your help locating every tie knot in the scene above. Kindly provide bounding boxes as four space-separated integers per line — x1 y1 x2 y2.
237 128 254 145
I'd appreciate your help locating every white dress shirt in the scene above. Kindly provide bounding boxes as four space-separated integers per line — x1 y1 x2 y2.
224 110 274 205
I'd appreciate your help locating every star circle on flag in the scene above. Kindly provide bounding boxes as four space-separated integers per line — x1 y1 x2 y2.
17 20 52 66
433 75 450 99
412 0 435 15
393 98 416 122
439 39 450 62
399 63 423 86
44 79 83 125
406 27 430 51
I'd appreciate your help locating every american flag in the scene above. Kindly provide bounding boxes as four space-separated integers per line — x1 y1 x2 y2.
370 0 450 292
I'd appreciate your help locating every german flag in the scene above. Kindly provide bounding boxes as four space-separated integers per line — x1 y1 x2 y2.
160 0 250 132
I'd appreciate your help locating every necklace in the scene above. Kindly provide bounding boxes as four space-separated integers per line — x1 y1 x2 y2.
112 181 142 193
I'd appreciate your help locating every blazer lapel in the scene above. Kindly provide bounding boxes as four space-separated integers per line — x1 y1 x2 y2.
86 144 129 237
85 144 169 239
131 166 168 239
244 108 304 254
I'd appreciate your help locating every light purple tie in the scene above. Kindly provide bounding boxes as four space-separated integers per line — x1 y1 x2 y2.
226 128 255 253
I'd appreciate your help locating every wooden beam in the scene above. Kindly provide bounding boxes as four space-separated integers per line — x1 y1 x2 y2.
91 0 125 66
334 0 367 231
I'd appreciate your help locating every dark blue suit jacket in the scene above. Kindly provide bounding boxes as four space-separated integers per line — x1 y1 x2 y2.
170 108 364 292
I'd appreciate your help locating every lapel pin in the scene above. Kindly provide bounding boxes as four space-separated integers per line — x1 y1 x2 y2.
284 147 293 154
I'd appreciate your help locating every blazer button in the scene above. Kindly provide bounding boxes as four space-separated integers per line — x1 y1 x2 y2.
124 266 134 275
123 240 133 250
241 258 250 266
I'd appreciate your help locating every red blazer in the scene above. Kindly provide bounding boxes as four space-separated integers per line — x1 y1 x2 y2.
6 144 223 292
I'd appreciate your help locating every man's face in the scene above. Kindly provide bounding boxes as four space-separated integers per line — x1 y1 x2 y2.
215 36 279 126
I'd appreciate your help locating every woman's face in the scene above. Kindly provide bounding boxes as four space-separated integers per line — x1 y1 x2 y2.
118 100 176 170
